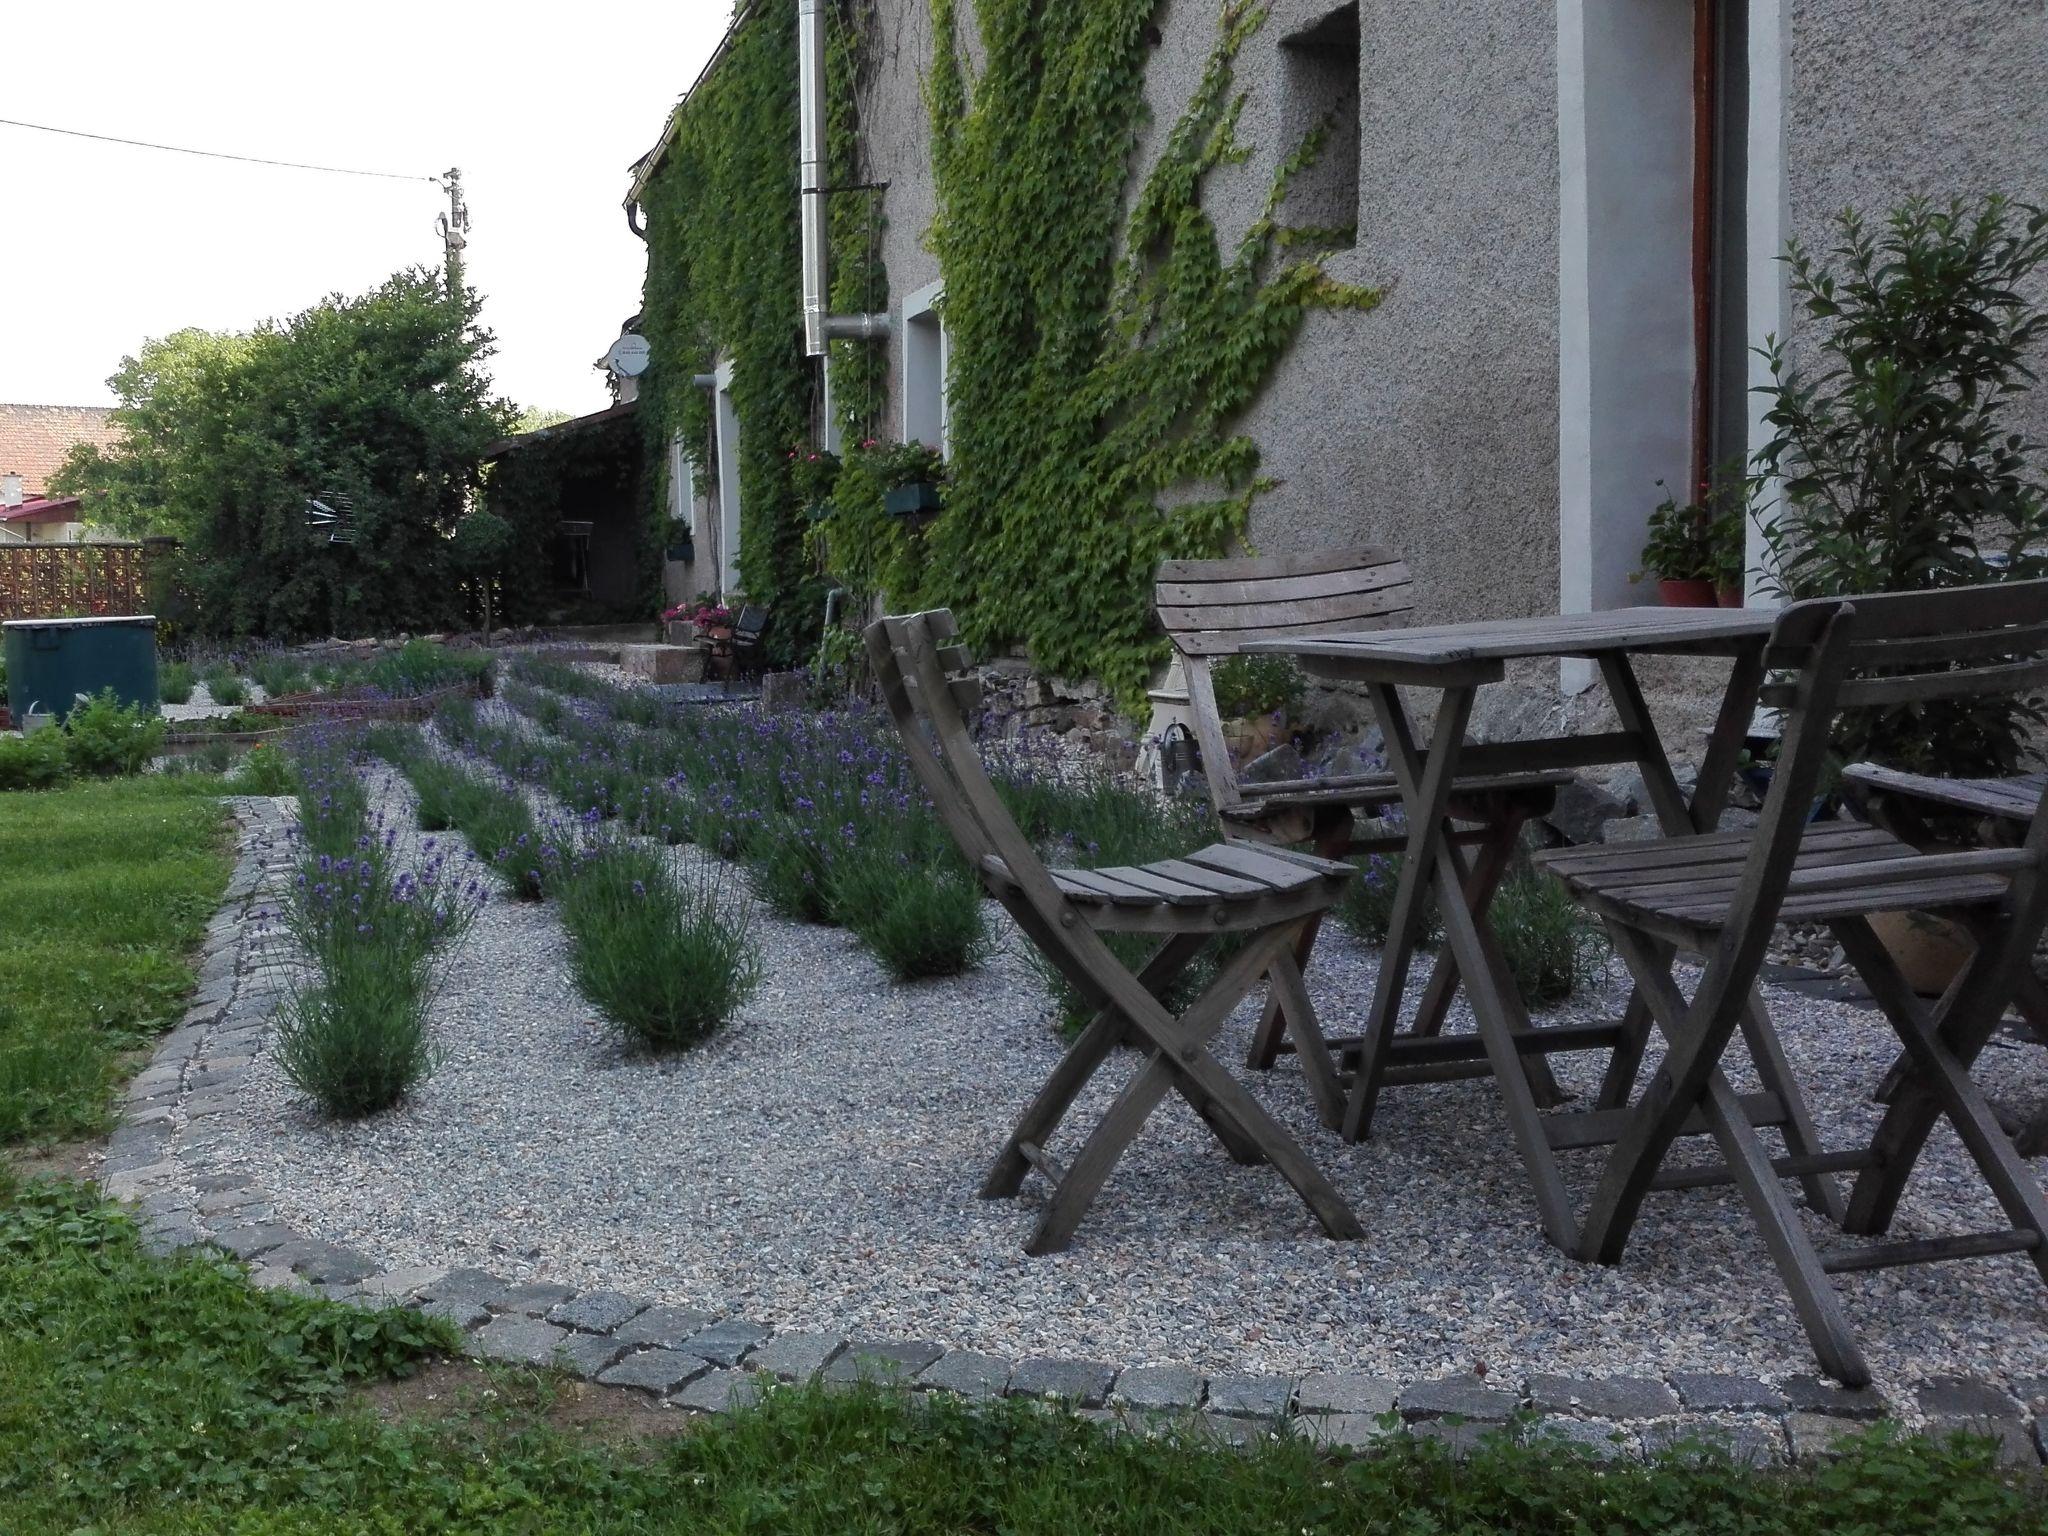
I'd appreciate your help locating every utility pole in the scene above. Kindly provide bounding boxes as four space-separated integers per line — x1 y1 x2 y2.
436 167 469 298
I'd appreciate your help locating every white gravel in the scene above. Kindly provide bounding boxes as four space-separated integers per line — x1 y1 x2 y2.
199 755 2048 1392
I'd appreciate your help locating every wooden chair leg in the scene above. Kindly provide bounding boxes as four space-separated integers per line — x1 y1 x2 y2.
1589 927 1870 1383
1027 928 1363 1254
982 930 1208 1200
1834 917 2048 1284
1265 944 1346 1130
1246 810 1352 1071
1737 985 1849 1223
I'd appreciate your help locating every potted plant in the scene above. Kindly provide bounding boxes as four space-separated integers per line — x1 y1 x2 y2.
664 518 696 563
690 598 736 641
1755 194 2048 989
1639 484 1717 606
788 444 841 522
852 439 947 519
1210 654 1308 764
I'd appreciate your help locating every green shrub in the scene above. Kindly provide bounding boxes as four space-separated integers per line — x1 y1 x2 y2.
226 743 297 796
158 660 196 704
1210 654 1308 721
748 818 840 922
831 846 992 980
61 690 166 777
1492 867 1610 1007
559 840 761 1052
0 729 70 791
365 638 491 698
249 655 309 698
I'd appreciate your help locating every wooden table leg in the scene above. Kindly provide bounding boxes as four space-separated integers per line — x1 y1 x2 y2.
1246 807 1352 1071
1340 685 1473 1144
1346 682 1581 1249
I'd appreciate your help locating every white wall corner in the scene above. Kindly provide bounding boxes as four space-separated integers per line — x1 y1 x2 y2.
1744 0 1791 603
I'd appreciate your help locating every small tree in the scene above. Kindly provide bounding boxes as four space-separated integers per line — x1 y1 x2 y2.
449 509 515 645
1755 195 2048 774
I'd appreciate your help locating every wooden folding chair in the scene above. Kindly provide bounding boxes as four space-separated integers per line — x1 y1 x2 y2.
1843 763 2048 1154
1533 582 2048 1385
865 608 1365 1255
1156 547 1570 1105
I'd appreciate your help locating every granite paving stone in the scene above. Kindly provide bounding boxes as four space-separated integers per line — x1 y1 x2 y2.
470 1315 569 1367
1784 1412 1864 1461
1203 1372 1294 1419
1779 1375 1887 1421
1111 1365 1204 1413
275 1239 380 1286
357 1265 450 1299
672 1367 767 1414
1641 1419 1787 1466
1530 1417 1637 1459
598 1348 712 1396
1923 1417 2038 1467
546 1291 648 1334
1410 1419 1496 1457
1299 1413 1400 1451
1667 1373 1787 1414
686 1318 774 1368
1525 1374 1680 1419
421 1267 511 1308
1399 1374 1518 1422
1007 1358 1116 1407
613 1304 717 1352
494 1280 578 1315
1296 1372 1398 1417
557 1332 632 1379
825 1339 945 1386
212 1221 295 1260
746 1331 845 1382
1915 1376 2021 1420
417 1297 490 1331
917 1350 1011 1399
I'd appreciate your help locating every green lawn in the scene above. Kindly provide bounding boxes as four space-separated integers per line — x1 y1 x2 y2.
0 773 2042 1533
0 776 231 1145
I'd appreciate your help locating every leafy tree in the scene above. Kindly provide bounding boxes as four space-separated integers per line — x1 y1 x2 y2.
53 269 512 638
449 509 515 643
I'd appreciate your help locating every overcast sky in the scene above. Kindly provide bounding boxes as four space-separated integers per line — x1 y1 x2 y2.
2 1 731 416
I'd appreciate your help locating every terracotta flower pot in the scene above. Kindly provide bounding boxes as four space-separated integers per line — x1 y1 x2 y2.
1868 909 1974 997
1657 578 1718 608
1716 583 1746 608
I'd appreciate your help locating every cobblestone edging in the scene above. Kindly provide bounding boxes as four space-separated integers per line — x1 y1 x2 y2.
97 800 2048 1468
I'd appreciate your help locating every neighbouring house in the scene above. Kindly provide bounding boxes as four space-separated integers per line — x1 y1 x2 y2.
0 404 122 545
481 399 649 622
623 1 2047 709
0 482 87 545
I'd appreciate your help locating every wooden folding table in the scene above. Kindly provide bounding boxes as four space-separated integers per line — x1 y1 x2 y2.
1246 607 1847 1250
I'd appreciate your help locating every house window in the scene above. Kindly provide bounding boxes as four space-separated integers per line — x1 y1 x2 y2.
712 361 744 598
901 279 948 455
552 521 594 590
1279 3 1360 243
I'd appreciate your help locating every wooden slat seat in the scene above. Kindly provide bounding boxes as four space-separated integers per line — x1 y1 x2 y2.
1224 767 1568 818
1845 765 2048 825
1538 821 2025 946
979 843 1351 930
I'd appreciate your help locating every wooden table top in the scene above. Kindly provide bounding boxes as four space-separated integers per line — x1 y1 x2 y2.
1244 605 1775 675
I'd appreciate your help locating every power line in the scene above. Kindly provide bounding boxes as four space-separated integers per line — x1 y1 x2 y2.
0 116 440 183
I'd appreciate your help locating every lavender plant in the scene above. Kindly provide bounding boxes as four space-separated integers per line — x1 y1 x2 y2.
556 835 761 1052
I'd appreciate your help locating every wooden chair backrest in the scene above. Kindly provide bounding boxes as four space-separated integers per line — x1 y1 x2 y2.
1709 581 2048 1020
734 604 770 644
1154 547 1414 815
862 609 1075 928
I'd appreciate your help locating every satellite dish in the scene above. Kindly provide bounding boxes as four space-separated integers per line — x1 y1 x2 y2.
606 334 651 378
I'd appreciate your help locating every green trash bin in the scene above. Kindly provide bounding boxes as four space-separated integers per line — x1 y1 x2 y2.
3 615 160 725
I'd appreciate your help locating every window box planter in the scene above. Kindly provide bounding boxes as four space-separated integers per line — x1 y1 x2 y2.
884 481 943 517
1656 577 1717 608
1715 583 1745 607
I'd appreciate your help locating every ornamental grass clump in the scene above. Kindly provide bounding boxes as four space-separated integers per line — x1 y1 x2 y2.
271 828 482 1118
558 838 760 1052
367 721 554 899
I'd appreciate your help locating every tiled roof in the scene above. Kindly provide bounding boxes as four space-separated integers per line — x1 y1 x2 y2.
1 495 84 523
0 403 122 497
